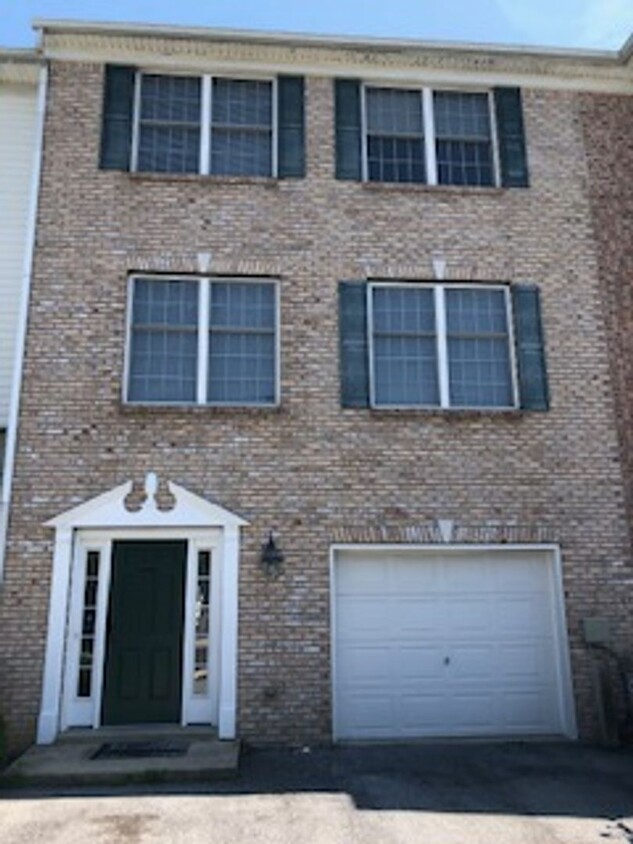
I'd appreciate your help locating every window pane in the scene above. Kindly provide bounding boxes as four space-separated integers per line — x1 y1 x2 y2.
446 288 513 407
211 128 272 176
446 288 508 334
140 74 201 123
434 92 494 186
208 282 276 404
138 75 201 173
133 278 198 327
373 287 435 333
138 125 200 173
77 551 100 699
210 282 275 329
194 550 211 696
366 88 425 184
211 79 272 176
374 335 439 405
366 88 423 135
448 338 512 407
367 137 425 183
372 287 439 406
434 92 491 140
129 279 198 403
208 332 275 404
212 78 272 127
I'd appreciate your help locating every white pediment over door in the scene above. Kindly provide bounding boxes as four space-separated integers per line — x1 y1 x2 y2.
44 472 249 530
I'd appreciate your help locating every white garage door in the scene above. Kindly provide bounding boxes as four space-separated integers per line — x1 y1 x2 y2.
332 549 573 740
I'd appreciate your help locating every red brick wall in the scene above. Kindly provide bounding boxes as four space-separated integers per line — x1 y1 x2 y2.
1 60 632 752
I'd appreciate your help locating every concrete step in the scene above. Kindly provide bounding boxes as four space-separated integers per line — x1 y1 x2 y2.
0 731 240 787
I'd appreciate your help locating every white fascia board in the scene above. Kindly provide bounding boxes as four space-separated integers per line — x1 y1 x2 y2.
34 22 633 94
30 18 624 62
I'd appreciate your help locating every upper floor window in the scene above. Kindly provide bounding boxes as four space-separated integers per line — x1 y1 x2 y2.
134 74 274 176
364 86 496 187
100 66 305 178
370 283 516 408
335 80 529 188
340 279 548 411
126 276 279 406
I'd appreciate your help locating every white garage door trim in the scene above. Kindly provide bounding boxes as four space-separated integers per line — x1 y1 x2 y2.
330 543 576 742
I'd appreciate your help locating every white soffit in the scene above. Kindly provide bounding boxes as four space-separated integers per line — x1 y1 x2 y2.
34 20 633 94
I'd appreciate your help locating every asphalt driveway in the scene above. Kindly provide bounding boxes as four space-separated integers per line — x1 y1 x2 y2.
1 741 632 843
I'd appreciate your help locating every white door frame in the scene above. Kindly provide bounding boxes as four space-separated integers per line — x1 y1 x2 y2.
37 474 248 744
329 543 577 741
60 528 223 733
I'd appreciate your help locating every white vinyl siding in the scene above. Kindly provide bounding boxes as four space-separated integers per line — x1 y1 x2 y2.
0 83 38 427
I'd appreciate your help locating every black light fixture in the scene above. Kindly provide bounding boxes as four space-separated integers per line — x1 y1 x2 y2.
261 531 284 575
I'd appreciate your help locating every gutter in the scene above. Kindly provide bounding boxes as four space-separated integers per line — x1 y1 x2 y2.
0 63 48 581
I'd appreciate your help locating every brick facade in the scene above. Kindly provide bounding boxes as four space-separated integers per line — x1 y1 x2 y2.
1 53 632 753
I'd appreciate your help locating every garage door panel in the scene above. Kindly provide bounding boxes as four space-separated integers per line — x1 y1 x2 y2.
336 558 389 594
496 599 553 634
333 550 568 740
501 690 556 730
400 694 450 731
337 693 397 736
394 599 445 634
447 645 496 678
442 559 495 591
337 645 394 683
448 693 496 729
444 597 495 635
397 646 446 679
336 597 390 639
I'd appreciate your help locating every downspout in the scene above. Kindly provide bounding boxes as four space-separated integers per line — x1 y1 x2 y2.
0 61 48 581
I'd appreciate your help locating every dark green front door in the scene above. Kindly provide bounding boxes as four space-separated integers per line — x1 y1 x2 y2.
102 540 186 725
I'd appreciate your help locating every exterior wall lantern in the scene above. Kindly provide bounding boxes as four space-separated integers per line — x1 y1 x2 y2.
261 531 284 575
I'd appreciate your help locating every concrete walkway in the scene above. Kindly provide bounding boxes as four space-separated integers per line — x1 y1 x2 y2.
0 742 632 843
1 728 239 786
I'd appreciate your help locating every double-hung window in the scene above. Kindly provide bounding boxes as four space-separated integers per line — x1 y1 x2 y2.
126 276 279 406
134 73 275 176
369 283 517 409
363 86 498 187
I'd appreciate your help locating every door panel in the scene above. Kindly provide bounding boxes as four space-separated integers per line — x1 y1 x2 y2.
102 540 186 725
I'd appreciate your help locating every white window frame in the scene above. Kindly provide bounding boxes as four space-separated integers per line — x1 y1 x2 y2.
131 70 278 178
368 281 519 410
123 274 281 408
361 83 501 188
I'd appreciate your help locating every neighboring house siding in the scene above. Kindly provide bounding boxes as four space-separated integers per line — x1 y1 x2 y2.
581 93 633 548
0 83 37 428
1 57 632 752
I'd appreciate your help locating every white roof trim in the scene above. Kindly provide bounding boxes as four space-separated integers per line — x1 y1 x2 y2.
45 473 249 530
33 20 633 93
31 19 631 62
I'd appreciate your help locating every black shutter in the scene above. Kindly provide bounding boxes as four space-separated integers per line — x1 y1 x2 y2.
100 65 135 171
494 87 529 188
277 76 305 178
512 284 549 410
335 80 362 181
339 282 370 407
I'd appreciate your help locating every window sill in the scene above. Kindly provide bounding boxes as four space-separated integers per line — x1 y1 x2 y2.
358 406 525 420
120 402 284 415
361 181 505 197
126 172 279 188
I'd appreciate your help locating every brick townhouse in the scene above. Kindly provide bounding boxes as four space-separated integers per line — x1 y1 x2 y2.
0 19 632 755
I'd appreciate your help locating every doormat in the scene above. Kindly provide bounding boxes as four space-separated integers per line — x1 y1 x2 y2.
91 740 191 760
